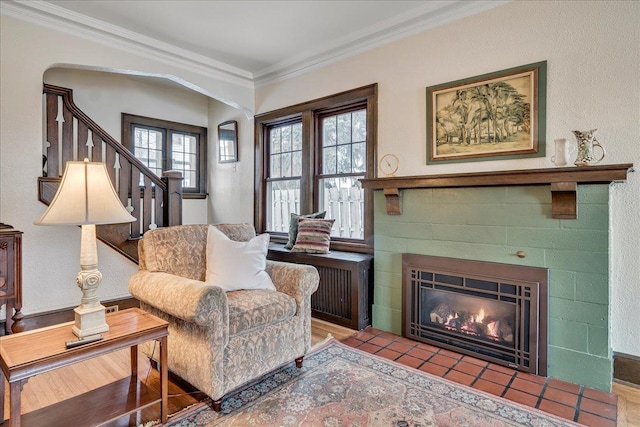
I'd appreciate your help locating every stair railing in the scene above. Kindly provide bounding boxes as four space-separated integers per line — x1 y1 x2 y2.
39 84 183 262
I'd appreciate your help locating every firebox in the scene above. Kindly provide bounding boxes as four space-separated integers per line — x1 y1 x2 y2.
403 254 548 375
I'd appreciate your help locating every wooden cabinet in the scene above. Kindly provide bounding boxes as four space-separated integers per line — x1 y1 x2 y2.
0 224 24 335
268 244 373 330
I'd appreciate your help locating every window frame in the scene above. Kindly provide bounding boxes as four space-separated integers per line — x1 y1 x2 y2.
122 113 207 199
254 84 377 253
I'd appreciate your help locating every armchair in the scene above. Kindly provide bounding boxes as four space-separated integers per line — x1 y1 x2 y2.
128 224 319 410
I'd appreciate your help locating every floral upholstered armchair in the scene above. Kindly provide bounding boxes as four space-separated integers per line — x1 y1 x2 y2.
128 224 319 410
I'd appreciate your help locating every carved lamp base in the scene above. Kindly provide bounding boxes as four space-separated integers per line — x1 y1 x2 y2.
72 304 109 338
72 224 110 338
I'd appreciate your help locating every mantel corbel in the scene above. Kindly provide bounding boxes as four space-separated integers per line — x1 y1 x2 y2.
361 163 633 219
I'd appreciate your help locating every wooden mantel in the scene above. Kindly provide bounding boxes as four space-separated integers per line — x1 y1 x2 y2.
361 163 634 218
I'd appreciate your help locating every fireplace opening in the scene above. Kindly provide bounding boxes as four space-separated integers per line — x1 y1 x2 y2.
426 291 516 346
403 254 548 375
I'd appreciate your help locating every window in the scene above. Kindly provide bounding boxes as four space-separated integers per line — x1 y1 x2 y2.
318 108 367 239
255 84 377 252
122 113 207 198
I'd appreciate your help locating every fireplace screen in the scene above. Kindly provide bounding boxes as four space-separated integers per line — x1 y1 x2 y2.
403 254 548 375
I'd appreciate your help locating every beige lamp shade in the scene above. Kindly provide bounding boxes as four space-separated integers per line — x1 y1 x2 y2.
35 160 135 226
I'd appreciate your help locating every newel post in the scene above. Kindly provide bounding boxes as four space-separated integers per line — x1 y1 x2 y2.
162 171 183 227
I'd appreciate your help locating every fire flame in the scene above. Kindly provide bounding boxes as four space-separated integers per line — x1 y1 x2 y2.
486 321 499 339
430 303 512 344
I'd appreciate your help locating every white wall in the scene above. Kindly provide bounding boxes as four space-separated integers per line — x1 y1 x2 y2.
0 14 253 315
44 67 210 225
255 1 640 357
207 101 255 225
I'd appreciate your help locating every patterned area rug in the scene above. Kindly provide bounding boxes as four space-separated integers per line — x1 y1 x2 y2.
165 339 580 427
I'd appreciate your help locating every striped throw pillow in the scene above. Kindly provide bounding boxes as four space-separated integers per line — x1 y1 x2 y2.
284 211 326 249
291 218 335 254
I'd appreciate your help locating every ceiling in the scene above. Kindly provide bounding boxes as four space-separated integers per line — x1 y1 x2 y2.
3 0 507 85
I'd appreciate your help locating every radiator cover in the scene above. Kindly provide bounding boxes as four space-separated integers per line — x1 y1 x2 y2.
268 245 373 330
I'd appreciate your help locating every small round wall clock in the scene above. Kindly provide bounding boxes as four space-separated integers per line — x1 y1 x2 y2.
379 153 399 177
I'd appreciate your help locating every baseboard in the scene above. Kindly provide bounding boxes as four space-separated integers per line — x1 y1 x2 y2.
1 297 140 333
613 352 640 386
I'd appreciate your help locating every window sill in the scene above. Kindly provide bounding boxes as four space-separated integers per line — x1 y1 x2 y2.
268 243 372 261
182 193 207 200
267 233 371 254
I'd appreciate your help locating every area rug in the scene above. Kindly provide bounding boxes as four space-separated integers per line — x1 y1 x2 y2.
165 339 580 427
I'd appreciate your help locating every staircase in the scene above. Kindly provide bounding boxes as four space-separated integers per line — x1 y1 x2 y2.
39 84 183 263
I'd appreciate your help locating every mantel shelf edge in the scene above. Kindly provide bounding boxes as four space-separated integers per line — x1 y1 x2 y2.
361 163 634 218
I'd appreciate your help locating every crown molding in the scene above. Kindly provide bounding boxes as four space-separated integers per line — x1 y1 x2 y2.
254 0 510 86
1 0 255 89
2 0 510 89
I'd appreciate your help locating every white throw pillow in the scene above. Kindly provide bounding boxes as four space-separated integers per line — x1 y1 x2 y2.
205 225 275 292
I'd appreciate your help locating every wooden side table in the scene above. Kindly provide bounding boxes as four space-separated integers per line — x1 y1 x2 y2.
0 308 168 426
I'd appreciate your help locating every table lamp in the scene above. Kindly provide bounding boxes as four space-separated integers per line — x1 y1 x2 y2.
35 159 136 337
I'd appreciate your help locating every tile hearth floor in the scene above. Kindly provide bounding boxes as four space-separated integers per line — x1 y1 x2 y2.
341 327 617 427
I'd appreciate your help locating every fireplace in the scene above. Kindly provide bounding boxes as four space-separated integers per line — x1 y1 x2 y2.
403 254 548 375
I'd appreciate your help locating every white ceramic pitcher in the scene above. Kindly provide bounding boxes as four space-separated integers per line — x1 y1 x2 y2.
550 138 576 167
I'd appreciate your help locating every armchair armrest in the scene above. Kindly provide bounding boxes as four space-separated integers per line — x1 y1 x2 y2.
129 270 229 328
265 260 319 307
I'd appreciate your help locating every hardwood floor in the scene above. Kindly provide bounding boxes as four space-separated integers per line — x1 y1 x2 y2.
0 319 355 426
310 318 357 343
2 319 639 426
614 381 640 427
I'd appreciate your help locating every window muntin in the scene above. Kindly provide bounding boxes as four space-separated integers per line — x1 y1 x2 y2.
171 132 198 188
133 126 164 179
266 122 302 232
269 123 302 179
321 109 367 174
122 114 207 198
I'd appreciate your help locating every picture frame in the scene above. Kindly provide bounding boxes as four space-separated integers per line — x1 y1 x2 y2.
218 120 238 163
426 61 546 164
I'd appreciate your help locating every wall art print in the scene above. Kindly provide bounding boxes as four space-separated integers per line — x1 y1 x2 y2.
426 61 546 164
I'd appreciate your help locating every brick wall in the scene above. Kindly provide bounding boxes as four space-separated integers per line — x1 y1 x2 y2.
372 185 611 391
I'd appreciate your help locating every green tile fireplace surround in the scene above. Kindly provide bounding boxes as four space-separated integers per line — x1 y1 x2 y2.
370 184 614 391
